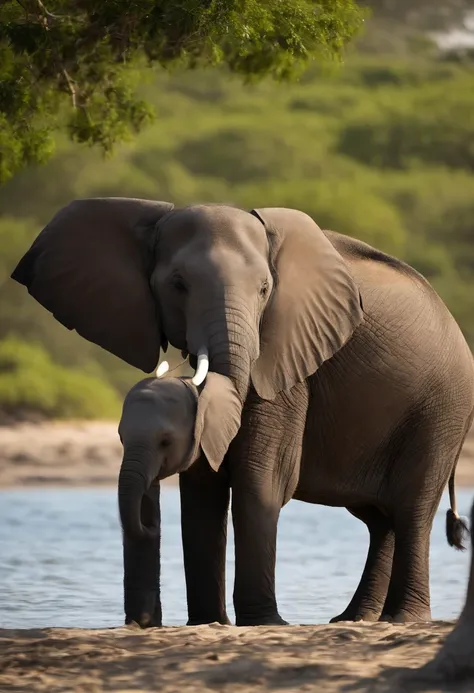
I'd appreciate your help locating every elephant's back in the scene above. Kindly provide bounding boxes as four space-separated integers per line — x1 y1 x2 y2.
322 230 474 411
298 232 474 505
324 229 439 306
324 230 469 355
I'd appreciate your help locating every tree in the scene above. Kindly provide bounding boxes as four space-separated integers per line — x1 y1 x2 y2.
0 0 364 183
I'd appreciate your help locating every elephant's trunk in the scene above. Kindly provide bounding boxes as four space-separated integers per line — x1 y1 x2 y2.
191 301 258 401
118 447 159 540
210 343 252 401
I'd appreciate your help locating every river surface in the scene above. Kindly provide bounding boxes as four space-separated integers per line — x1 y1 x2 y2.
0 487 472 628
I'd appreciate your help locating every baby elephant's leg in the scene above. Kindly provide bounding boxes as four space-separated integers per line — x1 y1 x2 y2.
123 484 162 628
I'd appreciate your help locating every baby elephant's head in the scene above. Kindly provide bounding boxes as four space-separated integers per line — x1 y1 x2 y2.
118 371 241 539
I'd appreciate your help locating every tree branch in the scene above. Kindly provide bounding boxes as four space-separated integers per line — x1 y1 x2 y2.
62 69 77 108
35 0 63 20
24 0 78 107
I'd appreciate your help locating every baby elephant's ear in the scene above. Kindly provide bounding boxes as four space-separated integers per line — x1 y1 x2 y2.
194 373 242 472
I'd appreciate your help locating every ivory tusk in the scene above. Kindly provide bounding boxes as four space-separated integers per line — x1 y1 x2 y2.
191 347 209 386
156 361 170 378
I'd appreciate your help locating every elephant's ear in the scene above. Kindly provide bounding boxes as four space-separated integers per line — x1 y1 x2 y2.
250 207 364 400
10 197 174 373
192 373 242 472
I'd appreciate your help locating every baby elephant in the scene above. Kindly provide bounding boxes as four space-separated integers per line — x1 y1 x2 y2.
117 366 241 628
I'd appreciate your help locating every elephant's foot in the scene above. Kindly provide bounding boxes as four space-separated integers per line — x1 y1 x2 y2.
330 608 380 623
379 606 431 623
402 612 474 683
236 613 289 627
124 596 162 629
125 613 162 629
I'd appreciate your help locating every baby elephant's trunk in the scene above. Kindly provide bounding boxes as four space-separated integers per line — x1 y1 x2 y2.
118 449 162 628
120 476 162 628
118 449 159 540
446 469 470 550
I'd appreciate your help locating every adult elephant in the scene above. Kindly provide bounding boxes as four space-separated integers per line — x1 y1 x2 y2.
11 198 474 626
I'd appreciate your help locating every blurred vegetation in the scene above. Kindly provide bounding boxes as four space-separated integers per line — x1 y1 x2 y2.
0 337 121 421
1 5 474 420
362 0 474 31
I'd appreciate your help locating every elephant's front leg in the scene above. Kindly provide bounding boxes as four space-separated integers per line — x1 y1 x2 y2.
123 483 162 627
180 457 231 625
230 385 308 627
231 480 287 626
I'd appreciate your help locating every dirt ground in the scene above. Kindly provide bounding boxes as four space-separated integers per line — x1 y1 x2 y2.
1 420 474 490
0 621 472 693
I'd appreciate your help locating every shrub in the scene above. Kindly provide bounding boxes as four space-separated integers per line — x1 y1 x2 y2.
0 337 122 420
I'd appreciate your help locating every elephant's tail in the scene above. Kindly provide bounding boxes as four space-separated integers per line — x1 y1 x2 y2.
446 468 469 550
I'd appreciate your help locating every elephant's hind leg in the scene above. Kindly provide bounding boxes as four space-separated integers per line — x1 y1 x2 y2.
380 413 472 624
330 506 394 623
380 510 433 623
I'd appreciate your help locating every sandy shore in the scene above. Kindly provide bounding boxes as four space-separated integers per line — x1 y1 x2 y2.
1 420 474 490
0 421 177 489
0 621 470 693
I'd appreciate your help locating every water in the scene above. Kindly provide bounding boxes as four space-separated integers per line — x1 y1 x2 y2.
0 488 472 629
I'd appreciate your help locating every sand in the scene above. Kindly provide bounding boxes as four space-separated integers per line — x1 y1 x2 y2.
1 420 474 490
0 621 472 693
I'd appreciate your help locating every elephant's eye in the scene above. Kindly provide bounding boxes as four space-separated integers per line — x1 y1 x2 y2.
159 437 171 449
259 279 270 298
171 273 187 294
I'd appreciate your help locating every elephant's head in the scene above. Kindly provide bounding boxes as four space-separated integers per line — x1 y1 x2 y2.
11 198 364 466
118 371 240 540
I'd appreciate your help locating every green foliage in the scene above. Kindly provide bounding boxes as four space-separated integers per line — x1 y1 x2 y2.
0 337 122 420
2 51 474 418
0 0 365 182
336 78 474 170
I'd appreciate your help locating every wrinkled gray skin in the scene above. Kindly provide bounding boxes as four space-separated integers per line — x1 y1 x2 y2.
117 372 239 627
11 199 474 627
